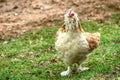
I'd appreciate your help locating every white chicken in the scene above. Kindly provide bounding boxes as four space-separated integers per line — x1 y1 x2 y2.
55 9 100 76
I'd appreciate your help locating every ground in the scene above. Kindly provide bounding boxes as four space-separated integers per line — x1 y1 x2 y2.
0 21 120 79
0 0 120 79
0 0 120 40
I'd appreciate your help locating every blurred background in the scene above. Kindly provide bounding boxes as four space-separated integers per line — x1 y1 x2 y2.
0 0 120 40
0 0 120 79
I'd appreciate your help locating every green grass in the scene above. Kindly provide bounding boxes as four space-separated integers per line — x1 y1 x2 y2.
0 14 120 80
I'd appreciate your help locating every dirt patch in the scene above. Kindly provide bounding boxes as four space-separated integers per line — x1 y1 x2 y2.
0 0 120 40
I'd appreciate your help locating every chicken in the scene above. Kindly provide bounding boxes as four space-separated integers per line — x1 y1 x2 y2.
55 9 100 76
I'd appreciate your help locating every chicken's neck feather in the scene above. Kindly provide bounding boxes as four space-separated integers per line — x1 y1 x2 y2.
64 19 84 32
64 11 84 32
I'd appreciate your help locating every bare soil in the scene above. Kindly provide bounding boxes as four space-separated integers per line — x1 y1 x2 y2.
0 0 120 40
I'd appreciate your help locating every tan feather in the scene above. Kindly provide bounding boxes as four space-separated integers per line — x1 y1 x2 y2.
55 24 66 41
83 32 100 52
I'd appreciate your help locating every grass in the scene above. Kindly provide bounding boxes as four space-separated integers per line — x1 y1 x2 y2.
0 13 120 80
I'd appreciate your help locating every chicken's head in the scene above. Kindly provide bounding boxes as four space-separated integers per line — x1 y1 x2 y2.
64 9 79 31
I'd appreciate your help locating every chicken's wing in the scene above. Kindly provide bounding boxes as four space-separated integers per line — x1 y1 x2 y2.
83 32 100 52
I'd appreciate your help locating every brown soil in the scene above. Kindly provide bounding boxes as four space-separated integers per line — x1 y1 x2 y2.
0 0 120 40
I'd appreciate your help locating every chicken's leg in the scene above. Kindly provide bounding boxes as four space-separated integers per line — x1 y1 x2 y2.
77 65 89 72
61 66 71 76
